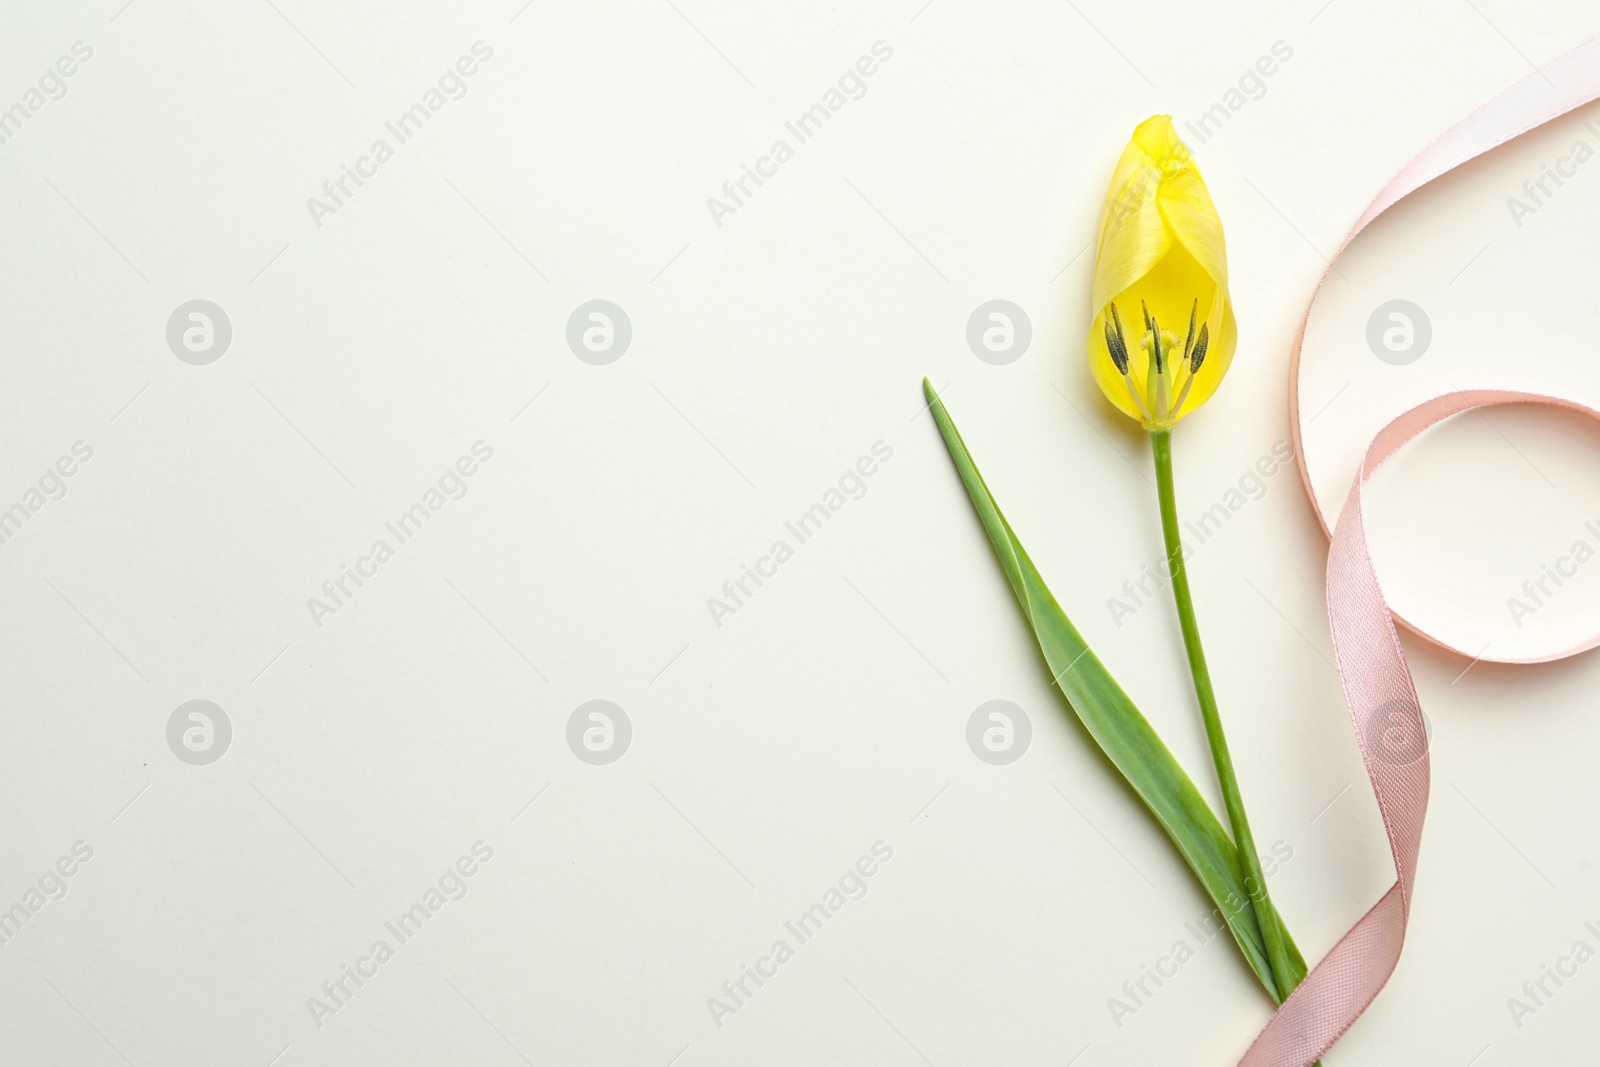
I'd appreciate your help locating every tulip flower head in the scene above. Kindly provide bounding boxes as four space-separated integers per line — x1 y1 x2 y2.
1087 116 1236 430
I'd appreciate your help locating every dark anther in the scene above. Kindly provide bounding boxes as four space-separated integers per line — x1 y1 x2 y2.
1105 304 1130 374
1183 299 1197 362
1150 315 1163 373
1140 299 1153 332
1190 322 1210 373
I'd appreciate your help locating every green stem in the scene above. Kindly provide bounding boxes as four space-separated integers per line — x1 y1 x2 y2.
1150 428 1297 1003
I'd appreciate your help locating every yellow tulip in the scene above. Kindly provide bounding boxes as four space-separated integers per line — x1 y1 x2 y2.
1079 119 1309 1020
1087 115 1236 430
921 115 1308 1044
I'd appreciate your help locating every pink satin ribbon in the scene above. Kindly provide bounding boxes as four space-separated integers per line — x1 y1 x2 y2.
1243 34 1600 1067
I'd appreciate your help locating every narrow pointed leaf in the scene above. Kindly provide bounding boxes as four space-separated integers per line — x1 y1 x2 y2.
923 379 1305 1000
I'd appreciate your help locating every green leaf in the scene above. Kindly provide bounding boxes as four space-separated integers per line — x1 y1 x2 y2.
923 379 1305 1001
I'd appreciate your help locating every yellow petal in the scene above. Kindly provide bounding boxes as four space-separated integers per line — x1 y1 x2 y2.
1156 157 1228 297
1090 118 1173 314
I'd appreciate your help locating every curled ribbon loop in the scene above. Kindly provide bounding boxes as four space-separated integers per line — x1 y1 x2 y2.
1251 34 1600 1067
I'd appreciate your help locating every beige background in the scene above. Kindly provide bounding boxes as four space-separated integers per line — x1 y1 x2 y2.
1 0 1599 1064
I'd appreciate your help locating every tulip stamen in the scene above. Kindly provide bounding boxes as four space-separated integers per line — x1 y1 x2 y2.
1104 306 1131 374
1166 303 1209 403
1172 322 1210 417
1189 321 1210 374
1105 303 1154 422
